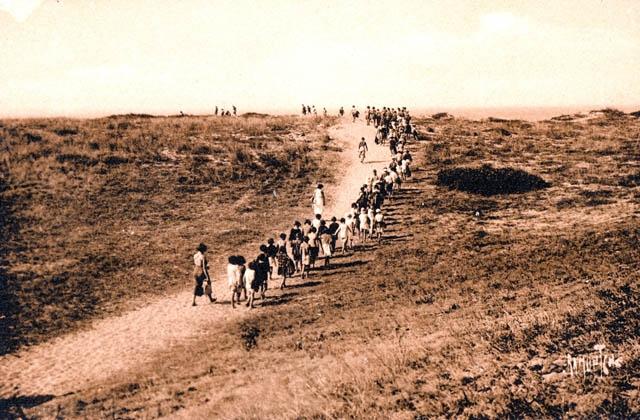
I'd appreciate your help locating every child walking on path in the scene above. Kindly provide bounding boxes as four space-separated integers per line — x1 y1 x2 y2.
244 261 258 309
256 245 270 300
192 243 215 306
374 209 385 243
320 229 333 268
358 208 370 243
276 233 292 289
227 256 243 309
358 137 368 163
289 221 303 272
186 108 420 314
307 227 319 268
300 236 311 279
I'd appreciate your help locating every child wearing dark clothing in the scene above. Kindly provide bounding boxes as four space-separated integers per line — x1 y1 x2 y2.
328 217 340 252
255 245 270 299
266 238 277 280
289 221 303 272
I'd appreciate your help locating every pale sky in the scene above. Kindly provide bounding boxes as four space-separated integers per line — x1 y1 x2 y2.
1 0 639 117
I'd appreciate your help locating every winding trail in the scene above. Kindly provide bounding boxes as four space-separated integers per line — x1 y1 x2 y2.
0 119 389 399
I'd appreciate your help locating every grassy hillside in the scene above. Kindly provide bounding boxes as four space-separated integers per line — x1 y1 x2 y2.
9 111 640 418
0 114 340 354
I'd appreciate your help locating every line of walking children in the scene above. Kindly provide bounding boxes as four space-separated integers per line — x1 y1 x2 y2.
192 106 415 308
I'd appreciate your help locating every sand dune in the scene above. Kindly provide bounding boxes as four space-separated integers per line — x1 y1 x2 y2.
0 118 383 398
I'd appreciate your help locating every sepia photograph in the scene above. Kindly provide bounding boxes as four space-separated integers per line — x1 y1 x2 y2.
0 0 639 418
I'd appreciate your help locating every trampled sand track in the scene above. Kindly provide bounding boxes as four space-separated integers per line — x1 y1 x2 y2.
0 119 388 399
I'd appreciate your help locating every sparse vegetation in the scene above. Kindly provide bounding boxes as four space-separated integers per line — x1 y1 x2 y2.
4 110 640 418
0 114 339 353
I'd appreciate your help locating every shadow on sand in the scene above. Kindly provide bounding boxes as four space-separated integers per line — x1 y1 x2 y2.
324 259 368 270
383 233 413 242
0 395 56 418
260 293 297 307
289 280 322 289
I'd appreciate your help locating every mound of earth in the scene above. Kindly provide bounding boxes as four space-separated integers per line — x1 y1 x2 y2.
550 114 575 121
590 108 626 118
437 164 550 196
241 112 271 118
485 127 513 136
432 112 453 120
107 113 156 119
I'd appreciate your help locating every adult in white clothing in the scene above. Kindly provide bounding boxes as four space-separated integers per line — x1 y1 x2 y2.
311 183 325 216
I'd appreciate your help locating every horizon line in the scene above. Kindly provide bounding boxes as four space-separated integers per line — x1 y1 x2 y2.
1 104 639 121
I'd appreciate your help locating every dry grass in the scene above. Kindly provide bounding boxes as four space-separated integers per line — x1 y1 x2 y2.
7 111 640 418
0 114 339 354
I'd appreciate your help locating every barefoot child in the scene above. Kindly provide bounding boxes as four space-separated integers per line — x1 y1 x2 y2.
244 261 258 309
289 221 303 272
227 256 242 309
192 243 215 306
256 245 270 300
236 255 247 301
374 209 385 243
276 233 291 289
367 207 376 238
337 217 348 253
358 137 368 163
300 236 311 279
358 208 370 243
320 229 333 268
307 227 319 268
266 238 277 280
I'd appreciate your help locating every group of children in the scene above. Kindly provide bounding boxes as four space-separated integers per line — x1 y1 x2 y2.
214 105 237 117
192 106 415 308
301 104 329 117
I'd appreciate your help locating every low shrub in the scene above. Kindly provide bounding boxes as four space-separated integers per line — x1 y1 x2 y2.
437 164 550 196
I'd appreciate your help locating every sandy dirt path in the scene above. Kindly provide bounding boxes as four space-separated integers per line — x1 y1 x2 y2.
0 119 387 398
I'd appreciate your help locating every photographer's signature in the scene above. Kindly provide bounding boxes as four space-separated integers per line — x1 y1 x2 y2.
566 344 623 378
